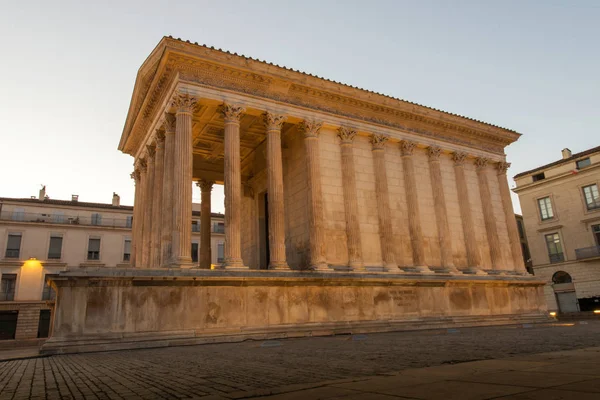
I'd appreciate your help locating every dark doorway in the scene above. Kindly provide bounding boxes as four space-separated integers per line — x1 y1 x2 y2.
0 311 18 340
191 242 199 263
37 310 51 338
258 192 270 269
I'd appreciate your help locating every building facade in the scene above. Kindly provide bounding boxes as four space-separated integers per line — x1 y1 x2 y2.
514 146 600 313
0 189 225 342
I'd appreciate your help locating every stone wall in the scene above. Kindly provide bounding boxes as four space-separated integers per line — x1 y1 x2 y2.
0 301 53 340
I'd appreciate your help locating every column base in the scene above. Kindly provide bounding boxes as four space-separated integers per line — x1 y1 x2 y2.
464 267 488 275
349 261 366 272
383 263 404 273
222 258 249 270
414 265 435 274
310 262 333 271
268 262 291 271
444 266 462 275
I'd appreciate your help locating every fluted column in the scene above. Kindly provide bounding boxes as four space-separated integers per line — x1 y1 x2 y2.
151 132 165 268
171 94 196 267
452 152 485 274
427 146 459 273
221 104 247 269
198 179 214 269
475 157 503 272
143 146 156 268
400 140 432 273
497 162 527 274
371 134 400 272
160 113 176 266
136 159 147 267
338 127 364 271
130 169 141 267
299 121 330 271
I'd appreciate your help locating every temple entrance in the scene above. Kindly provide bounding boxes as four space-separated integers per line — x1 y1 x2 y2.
258 192 270 269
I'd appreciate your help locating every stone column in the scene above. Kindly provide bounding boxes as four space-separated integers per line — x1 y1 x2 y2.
263 112 290 270
475 157 503 272
221 104 247 269
160 113 176 266
496 162 527 274
299 121 330 271
427 146 459 273
198 179 214 269
452 152 485 274
136 159 147 267
151 131 165 268
171 94 196 267
338 127 364 271
142 146 156 268
371 134 400 272
130 169 141 267
400 141 432 273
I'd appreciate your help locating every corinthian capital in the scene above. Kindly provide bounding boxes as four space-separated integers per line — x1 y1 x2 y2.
474 157 489 170
172 93 197 113
370 134 388 150
155 131 165 148
452 151 467 166
298 120 322 138
263 112 286 131
196 179 215 192
496 161 511 175
130 170 140 183
337 127 357 144
400 140 417 156
137 157 147 172
163 113 176 134
427 145 442 160
220 103 245 123
146 144 156 159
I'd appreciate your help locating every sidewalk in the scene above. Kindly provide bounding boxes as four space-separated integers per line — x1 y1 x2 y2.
241 347 600 399
0 346 40 362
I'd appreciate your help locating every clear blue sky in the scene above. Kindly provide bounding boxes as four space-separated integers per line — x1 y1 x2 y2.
1 0 598 213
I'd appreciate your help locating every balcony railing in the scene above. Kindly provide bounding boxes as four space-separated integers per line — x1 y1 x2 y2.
575 246 600 260
0 211 132 228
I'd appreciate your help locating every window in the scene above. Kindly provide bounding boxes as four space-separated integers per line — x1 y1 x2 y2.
217 242 225 263
5 233 22 258
42 275 56 301
532 172 545 182
576 158 591 170
545 233 565 263
11 208 24 221
516 219 525 239
47 235 63 259
583 184 600 211
91 213 102 226
0 274 17 301
87 237 101 260
213 222 225 234
191 242 199 262
126 216 133 228
123 239 131 262
52 212 65 224
538 197 554 220
593 225 600 247
192 221 200 232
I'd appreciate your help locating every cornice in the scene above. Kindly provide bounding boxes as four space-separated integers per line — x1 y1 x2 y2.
121 38 521 156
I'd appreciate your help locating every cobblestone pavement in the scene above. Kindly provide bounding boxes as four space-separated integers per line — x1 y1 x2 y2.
1 321 599 399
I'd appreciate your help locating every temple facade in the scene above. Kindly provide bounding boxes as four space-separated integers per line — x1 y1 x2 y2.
122 37 527 275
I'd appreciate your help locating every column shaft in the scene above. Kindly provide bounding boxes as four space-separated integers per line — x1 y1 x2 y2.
151 132 165 268
264 113 289 270
160 114 176 266
130 169 141 267
371 135 399 272
171 94 195 267
300 121 330 271
497 162 527 274
221 104 247 269
198 180 214 269
400 141 431 273
452 152 484 273
427 146 458 272
338 127 364 271
143 148 155 268
475 158 502 271
136 161 147 267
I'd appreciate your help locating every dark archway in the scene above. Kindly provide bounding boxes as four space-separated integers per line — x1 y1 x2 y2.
552 271 572 284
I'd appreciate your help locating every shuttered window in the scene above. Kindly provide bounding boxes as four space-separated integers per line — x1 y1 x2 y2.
47 235 63 259
87 237 101 260
5 234 22 258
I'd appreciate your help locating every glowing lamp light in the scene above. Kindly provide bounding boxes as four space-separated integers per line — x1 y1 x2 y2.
23 257 43 269
549 311 557 317
594 310 600 314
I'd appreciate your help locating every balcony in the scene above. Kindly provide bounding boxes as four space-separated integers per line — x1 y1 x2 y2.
575 246 600 260
0 211 131 228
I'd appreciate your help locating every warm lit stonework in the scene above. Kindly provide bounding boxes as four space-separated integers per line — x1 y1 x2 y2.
41 37 547 354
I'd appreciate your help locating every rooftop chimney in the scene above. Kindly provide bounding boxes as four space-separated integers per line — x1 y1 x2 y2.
38 185 46 201
561 148 572 160
112 192 120 207
72 194 79 202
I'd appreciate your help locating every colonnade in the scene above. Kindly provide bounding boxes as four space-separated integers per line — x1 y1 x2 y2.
130 91 527 275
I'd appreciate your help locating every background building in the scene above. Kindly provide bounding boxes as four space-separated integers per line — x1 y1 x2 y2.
515 214 533 274
514 146 600 313
0 187 224 343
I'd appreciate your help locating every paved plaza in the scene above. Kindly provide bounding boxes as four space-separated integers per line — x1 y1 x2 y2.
2 321 600 399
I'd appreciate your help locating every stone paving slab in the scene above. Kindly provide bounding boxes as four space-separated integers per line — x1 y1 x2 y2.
1 322 600 399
